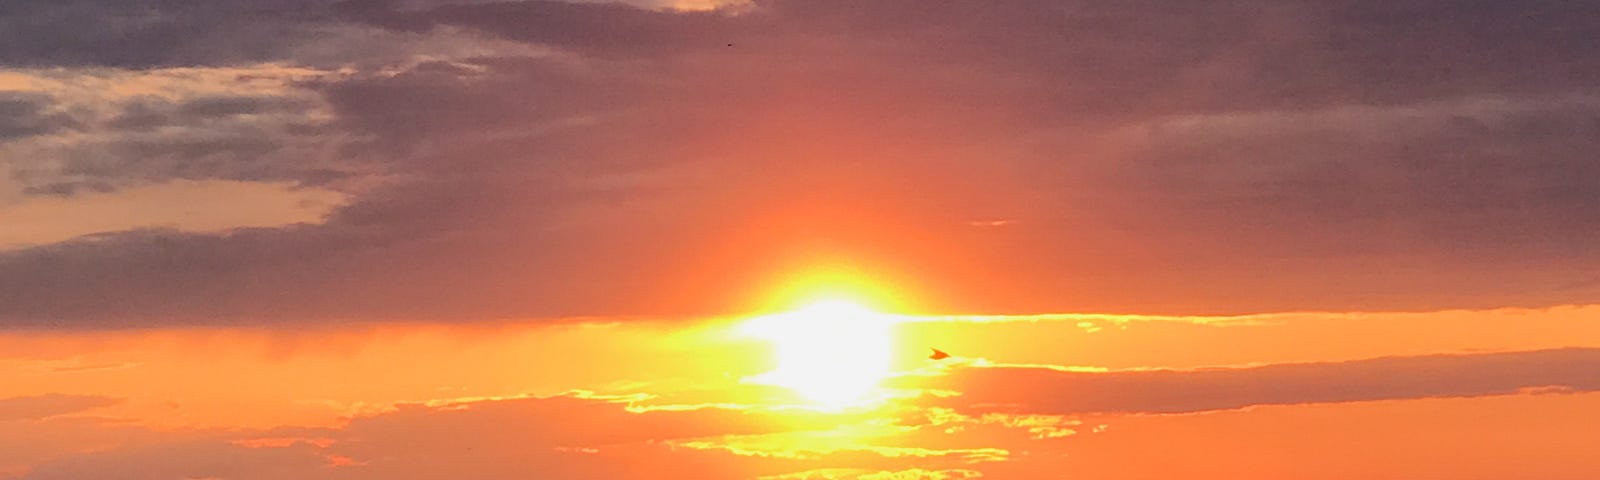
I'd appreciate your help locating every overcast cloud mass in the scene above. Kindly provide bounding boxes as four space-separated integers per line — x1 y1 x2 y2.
2 0 1598 326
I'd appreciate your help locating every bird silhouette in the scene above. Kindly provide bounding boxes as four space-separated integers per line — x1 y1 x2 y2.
928 348 950 360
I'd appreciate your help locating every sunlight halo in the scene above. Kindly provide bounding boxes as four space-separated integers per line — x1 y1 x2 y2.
739 299 897 408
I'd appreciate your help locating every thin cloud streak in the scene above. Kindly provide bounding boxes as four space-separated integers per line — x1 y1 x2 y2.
0 394 122 422
906 348 1600 415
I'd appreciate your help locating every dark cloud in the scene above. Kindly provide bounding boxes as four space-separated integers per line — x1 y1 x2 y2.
0 0 532 70
0 170 680 327
174 95 308 119
0 394 122 422
0 93 78 141
352 1 1600 111
3 0 1600 325
345 0 747 56
0 0 333 68
1111 99 1600 250
313 57 615 143
10 90 358 197
990 96 1600 314
906 348 1600 415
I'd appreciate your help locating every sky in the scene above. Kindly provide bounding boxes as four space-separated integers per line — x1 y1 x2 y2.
2 0 1599 478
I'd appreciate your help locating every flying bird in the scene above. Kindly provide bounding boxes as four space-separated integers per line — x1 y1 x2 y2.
928 348 950 360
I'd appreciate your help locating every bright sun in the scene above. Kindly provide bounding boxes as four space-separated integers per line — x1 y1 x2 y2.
739 299 895 408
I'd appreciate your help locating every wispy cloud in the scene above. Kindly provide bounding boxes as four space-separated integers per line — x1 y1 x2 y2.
0 394 122 422
904 348 1600 415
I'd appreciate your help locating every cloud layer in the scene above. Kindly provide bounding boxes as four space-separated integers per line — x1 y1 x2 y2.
912 348 1600 414
4 0 1600 326
8 346 1600 479
0 394 121 422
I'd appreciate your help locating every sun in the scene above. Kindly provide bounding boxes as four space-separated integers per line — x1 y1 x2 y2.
739 299 895 408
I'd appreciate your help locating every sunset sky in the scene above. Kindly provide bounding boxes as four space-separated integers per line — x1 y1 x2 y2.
3 1 1600 479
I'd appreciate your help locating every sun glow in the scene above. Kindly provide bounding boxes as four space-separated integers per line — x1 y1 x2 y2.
739 299 896 408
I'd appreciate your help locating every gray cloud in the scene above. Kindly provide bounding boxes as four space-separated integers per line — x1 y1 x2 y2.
343 0 747 56
2 0 1599 325
17 441 330 480
352 1 1600 110
0 0 539 70
0 93 78 141
0 394 122 422
1103 98 1600 252
3 71 366 197
907 348 1600 415
0 0 332 68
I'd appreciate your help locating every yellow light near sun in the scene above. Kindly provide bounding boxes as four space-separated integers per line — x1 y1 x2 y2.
758 261 907 314
740 299 895 408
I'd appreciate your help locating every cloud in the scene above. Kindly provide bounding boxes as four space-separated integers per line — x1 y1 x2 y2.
0 180 343 250
351 0 1600 106
904 348 1600 415
0 0 526 70
0 93 77 141
16 441 331 480
0 0 327 68
5 394 1001 480
7 347 1600 478
0 394 121 422
1088 96 1600 254
0 65 365 201
3 1 1600 325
